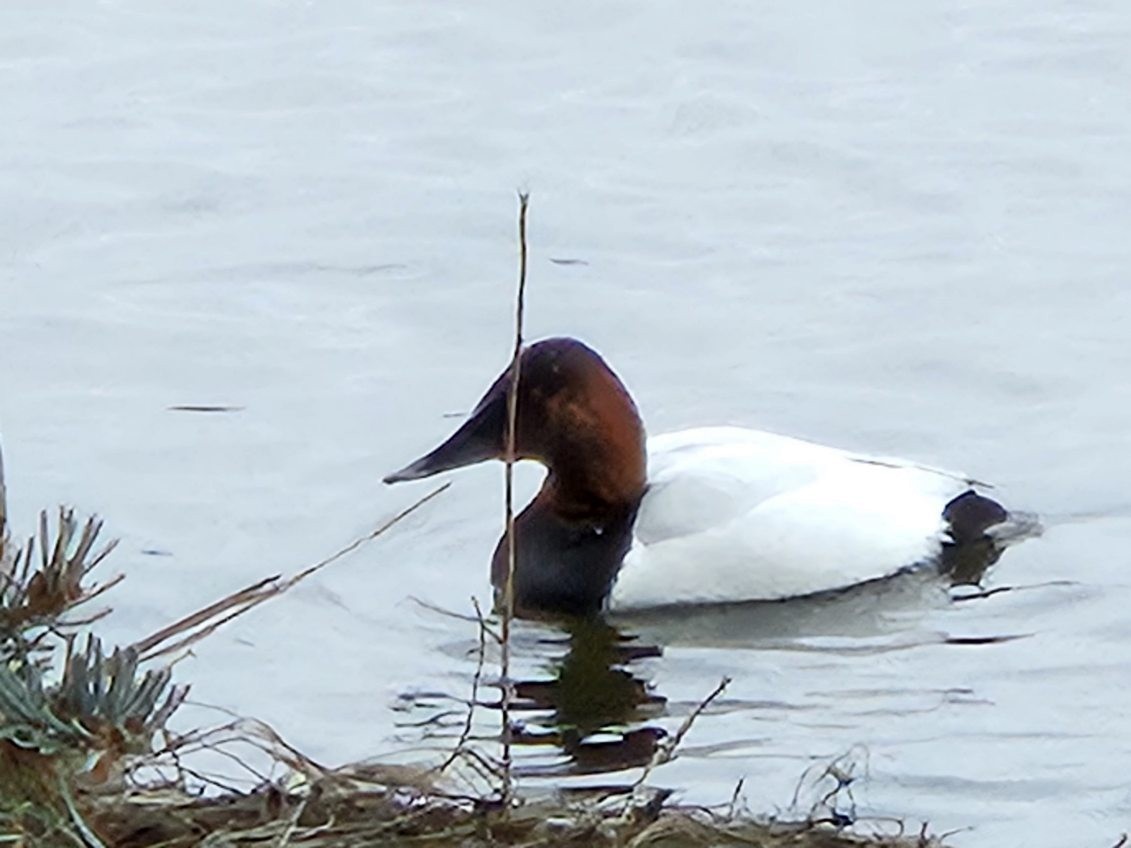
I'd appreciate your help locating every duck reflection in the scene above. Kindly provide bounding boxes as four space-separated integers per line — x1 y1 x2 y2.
938 531 1006 588
507 617 667 776
495 525 1017 773
442 507 1019 778
612 537 1015 648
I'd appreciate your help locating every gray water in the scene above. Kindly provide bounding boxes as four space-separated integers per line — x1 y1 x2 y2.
3 2 1131 845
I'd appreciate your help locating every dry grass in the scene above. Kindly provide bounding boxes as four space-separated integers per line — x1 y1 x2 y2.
83 776 948 848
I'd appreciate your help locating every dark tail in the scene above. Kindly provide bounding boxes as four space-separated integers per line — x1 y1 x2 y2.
943 490 1008 544
940 490 1040 585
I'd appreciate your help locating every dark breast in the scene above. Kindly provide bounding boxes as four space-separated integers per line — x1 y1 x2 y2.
491 501 639 617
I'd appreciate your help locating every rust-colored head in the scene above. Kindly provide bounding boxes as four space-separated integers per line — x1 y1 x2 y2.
384 338 647 515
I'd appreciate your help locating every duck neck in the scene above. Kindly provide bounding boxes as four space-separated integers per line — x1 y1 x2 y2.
541 434 647 524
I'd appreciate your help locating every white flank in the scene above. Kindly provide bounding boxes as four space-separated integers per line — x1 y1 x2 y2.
609 427 975 610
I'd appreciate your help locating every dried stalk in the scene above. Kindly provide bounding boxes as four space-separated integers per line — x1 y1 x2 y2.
499 190 530 809
628 676 731 805
131 482 450 661
434 597 489 776
0 436 7 538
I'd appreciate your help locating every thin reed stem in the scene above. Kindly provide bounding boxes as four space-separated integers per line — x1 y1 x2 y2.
500 190 530 809
131 483 449 661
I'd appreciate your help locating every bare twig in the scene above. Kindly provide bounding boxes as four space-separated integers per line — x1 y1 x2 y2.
130 575 281 657
629 675 731 804
726 777 745 819
0 435 7 537
408 596 502 642
274 792 312 848
132 483 450 661
499 190 530 808
434 597 489 774
790 745 870 827
935 824 974 844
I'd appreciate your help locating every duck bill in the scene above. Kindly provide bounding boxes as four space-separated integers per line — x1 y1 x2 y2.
383 376 507 484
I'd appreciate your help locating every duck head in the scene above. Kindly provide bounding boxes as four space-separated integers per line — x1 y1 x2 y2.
384 337 647 518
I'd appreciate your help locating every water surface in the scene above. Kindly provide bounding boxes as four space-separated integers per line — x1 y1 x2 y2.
2 2 1131 845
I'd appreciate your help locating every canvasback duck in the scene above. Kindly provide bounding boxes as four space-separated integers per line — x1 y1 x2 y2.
385 337 1031 616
